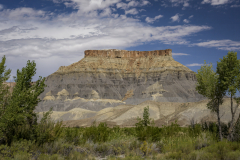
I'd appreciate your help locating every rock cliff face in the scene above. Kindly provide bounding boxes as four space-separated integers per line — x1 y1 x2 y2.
35 49 206 112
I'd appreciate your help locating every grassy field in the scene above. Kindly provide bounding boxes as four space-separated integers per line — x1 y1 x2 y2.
1 107 240 160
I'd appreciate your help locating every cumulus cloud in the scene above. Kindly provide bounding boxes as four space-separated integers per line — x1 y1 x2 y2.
183 19 189 23
189 15 194 18
59 0 121 15
201 0 229 5
139 9 146 12
116 0 150 10
183 2 189 7
145 15 163 23
142 0 150 5
125 8 138 15
171 13 181 22
116 2 128 9
168 0 190 7
0 4 3 10
99 7 113 17
193 39 240 51
0 7 48 20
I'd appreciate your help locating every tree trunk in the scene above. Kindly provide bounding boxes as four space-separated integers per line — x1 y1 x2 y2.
227 94 239 141
232 113 240 141
217 98 223 141
228 94 234 141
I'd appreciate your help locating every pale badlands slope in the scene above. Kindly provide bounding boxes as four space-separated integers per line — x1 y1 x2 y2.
35 97 238 128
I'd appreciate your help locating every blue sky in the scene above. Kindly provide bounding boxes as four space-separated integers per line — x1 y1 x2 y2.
0 0 240 96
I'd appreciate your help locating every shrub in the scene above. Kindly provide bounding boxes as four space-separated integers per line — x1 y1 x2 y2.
165 151 183 160
64 127 82 145
188 123 202 137
0 138 36 159
94 143 111 156
203 140 232 160
65 151 90 160
201 121 218 140
198 152 216 160
161 120 181 137
83 121 110 144
12 151 31 160
34 108 66 147
129 140 140 150
225 150 240 160
140 141 152 156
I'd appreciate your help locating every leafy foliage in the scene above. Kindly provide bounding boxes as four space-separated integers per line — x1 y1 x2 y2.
140 141 152 156
216 51 240 141
0 59 47 146
0 56 12 144
161 120 181 137
82 121 110 144
0 56 65 148
135 106 157 141
34 107 66 147
195 59 228 141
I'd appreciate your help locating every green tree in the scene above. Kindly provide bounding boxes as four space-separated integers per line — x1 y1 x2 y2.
135 106 155 141
0 56 12 143
0 59 46 146
195 60 227 141
136 106 154 127
216 51 240 141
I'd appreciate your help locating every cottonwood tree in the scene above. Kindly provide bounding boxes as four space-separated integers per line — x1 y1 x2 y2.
0 57 46 146
0 56 12 141
216 51 240 141
195 60 227 141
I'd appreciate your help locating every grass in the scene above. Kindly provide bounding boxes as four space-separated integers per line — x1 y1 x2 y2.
0 107 240 159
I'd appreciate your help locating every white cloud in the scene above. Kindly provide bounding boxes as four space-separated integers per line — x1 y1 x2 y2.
183 19 189 23
0 5 211 81
99 7 112 17
145 15 163 23
171 13 181 22
64 0 121 14
189 15 194 19
201 0 229 5
52 0 62 3
116 0 150 10
128 1 140 7
0 7 48 20
0 4 3 10
169 0 190 7
172 53 189 56
142 1 150 6
125 8 138 15
193 40 240 51
183 2 189 7
116 2 128 9
186 63 208 66
139 9 146 12
231 4 240 7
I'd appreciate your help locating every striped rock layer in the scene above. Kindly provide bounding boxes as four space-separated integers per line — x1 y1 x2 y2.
35 49 206 112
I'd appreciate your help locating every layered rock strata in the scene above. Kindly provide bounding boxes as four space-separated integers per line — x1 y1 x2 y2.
35 49 206 112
